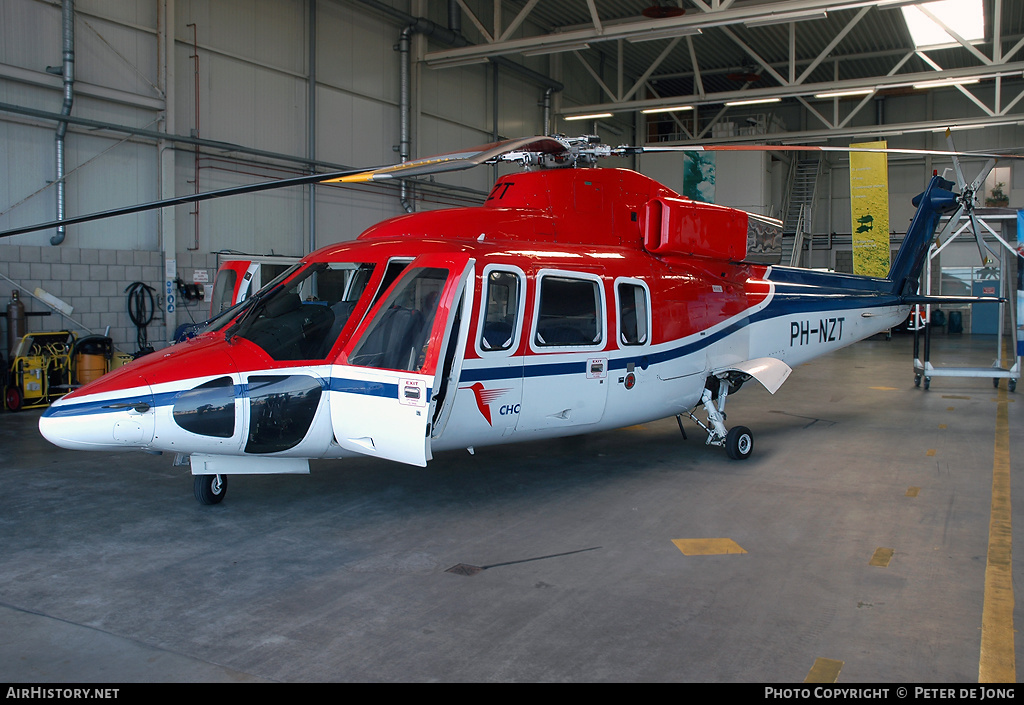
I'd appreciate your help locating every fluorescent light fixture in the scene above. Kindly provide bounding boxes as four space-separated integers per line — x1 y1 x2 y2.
626 27 702 43
724 97 781 107
913 77 980 89
901 0 984 50
745 11 827 28
521 42 591 57
641 105 694 114
813 88 875 98
564 112 613 121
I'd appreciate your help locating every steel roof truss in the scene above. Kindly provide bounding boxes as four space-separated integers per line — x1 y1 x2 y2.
720 26 789 86
796 6 870 85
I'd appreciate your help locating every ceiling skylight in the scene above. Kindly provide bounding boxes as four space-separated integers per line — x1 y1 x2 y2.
901 0 985 50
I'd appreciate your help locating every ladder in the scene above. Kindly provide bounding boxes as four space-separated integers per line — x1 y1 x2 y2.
781 157 820 267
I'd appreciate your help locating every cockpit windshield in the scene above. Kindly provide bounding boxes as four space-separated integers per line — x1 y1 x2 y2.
228 261 376 361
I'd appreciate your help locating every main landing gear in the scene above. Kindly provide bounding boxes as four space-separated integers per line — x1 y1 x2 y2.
679 375 754 460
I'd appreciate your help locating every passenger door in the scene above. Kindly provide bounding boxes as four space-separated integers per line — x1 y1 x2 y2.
330 253 474 466
516 270 610 431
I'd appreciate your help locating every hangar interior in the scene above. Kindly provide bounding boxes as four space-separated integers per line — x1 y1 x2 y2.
1 0 1022 351
0 0 1022 684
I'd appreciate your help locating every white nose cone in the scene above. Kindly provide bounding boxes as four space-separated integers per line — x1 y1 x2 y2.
39 373 156 452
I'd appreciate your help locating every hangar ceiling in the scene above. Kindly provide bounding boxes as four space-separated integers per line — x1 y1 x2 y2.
421 0 1024 144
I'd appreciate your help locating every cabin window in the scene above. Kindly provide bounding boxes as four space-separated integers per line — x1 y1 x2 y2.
172 376 235 438
232 262 375 361
479 269 522 352
617 281 650 346
534 274 603 348
348 267 448 371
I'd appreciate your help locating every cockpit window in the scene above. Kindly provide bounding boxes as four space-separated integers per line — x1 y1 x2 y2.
347 267 448 372
231 262 376 361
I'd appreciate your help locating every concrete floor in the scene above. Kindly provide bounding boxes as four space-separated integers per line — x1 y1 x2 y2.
0 333 1020 683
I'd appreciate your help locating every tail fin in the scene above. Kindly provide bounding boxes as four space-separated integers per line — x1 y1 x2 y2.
888 175 959 297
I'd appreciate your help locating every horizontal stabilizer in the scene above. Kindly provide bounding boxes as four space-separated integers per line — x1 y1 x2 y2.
713 357 793 395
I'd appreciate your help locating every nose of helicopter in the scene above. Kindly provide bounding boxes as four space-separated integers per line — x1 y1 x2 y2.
39 372 156 451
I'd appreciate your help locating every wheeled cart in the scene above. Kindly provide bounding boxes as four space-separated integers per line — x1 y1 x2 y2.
912 209 1020 392
4 331 75 411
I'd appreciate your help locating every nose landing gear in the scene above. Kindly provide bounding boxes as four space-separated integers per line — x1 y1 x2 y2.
194 474 228 505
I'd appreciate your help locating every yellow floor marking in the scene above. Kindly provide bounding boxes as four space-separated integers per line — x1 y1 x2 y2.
979 385 1014 683
943 395 972 400
869 386 898 391
939 424 947 429
805 657 844 683
947 406 956 411
926 449 937 457
906 487 920 497
869 547 894 567
672 538 747 556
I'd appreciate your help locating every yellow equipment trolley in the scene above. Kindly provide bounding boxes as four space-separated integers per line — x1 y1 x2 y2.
4 331 76 412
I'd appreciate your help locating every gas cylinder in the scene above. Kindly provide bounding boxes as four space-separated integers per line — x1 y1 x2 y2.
7 290 26 357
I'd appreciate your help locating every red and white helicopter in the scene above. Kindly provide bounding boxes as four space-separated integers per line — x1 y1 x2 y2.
12 134 1009 504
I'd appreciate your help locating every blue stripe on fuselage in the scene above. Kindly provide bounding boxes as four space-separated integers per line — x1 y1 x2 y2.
44 284 903 417
461 287 901 384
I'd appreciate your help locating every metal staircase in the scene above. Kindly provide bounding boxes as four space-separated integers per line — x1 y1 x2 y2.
781 157 821 266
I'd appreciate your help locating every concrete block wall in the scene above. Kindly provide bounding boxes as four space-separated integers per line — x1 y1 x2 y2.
0 243 166 358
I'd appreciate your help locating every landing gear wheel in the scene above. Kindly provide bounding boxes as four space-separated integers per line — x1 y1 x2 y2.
4 385 21 412
725 426 753 460
1010 379 1017 393
924 377 931 390
194 474 227 505
914 374 922 388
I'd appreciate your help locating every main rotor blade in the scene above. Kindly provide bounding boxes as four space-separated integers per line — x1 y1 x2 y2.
326 136 570 183
0 166 380 239
5 131 1017 240
628 143 1024 161
0 136 570 239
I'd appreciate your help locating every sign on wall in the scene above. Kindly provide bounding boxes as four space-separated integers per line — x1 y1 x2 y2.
849 141 890 278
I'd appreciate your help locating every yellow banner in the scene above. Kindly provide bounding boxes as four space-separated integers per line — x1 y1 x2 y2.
849 141 890 277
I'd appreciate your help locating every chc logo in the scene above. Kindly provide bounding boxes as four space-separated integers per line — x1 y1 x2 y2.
463 382 518 426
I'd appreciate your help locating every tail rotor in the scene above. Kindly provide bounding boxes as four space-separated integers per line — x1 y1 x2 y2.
940 128 999 265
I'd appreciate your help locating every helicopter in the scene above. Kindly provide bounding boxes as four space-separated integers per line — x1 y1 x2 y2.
17 133 1013 505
